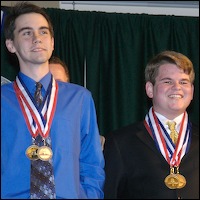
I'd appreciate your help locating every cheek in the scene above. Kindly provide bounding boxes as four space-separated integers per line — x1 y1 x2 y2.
189 89 194 100
48 42 54 53
14 40 28 50
153 86 166 99
50 38 54 50
191 86 194 100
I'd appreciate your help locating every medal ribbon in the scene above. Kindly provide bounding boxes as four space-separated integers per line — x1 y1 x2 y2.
144 107 191 167
13 76 58 138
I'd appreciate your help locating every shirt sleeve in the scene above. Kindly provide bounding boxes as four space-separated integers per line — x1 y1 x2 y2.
79 91 105 199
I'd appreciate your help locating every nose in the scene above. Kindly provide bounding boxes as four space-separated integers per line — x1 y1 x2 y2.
172 81 181 90
33 33 41 44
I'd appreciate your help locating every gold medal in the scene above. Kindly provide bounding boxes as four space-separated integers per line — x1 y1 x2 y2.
25 145 39 160
37 146 53 161
176 173 186 188
164 166 180 189
175 166 186 189
164 173 179 189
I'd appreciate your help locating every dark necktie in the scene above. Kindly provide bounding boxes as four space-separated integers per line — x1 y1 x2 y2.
34 82 43 107
30 82 56 199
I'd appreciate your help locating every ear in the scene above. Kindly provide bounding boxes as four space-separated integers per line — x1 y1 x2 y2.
145 81 153 98
5 39 16 53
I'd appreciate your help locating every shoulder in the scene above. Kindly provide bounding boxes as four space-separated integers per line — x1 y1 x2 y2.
1 82 14 95
106 121 145 141
191 122 199 138
113 121 144 134
104 121 149 155
191 122 199 130
56 82 95 106
1 82 13 89
57 81 92 96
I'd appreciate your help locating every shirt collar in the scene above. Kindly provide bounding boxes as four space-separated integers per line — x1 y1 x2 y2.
154 111 184 130
18 72 52 96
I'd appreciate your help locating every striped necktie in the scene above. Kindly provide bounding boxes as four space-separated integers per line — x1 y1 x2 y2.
30 82 56 199
30 135 56 199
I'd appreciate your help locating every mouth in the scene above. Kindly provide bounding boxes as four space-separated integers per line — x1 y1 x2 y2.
32 48 45 52
168 94 183 99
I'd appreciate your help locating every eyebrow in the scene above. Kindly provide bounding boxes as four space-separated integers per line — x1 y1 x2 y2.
160 77 190 82
18 26 50 33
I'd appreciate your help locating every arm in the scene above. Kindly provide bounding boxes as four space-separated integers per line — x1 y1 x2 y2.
80 91 105 198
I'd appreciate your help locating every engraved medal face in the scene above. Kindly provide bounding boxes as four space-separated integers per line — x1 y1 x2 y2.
176 174 186 189
164 174 179 189
25 145 39 160
37 146 53 161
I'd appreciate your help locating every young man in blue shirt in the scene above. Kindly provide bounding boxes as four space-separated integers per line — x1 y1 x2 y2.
1 2 105 199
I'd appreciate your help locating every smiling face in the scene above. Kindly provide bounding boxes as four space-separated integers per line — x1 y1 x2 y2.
146 63 194 119
6 13 54 73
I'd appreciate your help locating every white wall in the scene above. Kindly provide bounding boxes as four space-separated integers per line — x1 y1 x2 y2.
60 1 199 17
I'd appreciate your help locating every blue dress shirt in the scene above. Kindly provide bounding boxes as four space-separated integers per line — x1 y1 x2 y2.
1 72 105 199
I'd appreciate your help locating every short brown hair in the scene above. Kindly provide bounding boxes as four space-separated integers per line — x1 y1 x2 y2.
4 1 54 40
145 51 195 85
